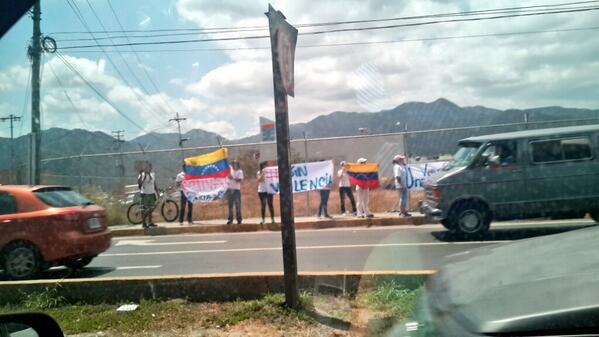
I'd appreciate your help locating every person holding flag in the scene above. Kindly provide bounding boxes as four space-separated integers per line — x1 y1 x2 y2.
345 157 379 218
176 164 193 225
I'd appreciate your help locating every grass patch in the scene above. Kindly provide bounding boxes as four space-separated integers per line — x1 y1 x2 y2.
363 280 422 320
0 293 317 335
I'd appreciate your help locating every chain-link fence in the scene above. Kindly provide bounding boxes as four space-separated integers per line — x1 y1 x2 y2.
27 118 599 223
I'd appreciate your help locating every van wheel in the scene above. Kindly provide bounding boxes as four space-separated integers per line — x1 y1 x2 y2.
451 202 491 238
65 257 94 270
2 241 42 280
590 210 599 223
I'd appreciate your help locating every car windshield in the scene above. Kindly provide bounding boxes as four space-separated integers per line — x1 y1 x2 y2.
444 143 481 170
33 188 93 207
2 1 599 336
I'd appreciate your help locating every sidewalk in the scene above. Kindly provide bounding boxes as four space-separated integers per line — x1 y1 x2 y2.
109 212 433 237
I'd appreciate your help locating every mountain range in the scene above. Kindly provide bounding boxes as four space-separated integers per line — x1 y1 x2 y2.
1 98 598 185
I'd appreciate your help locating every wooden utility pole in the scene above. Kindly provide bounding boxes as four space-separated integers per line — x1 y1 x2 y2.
170 112 188 161
112 130 125 178
30 1 42 184
265 4 299 309
1 114 22 183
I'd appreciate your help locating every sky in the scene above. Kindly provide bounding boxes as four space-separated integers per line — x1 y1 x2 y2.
1 0 598 140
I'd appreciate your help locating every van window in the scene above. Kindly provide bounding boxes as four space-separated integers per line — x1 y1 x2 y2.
531 137 592 163
482 141 517 167
0 192 17 215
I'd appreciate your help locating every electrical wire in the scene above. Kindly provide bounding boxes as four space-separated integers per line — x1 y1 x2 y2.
55 51 147 133
65 0 167 120
46 61 90 129
56 6 599 50
49 0 599 35
106 0 177 117
62 25 599 54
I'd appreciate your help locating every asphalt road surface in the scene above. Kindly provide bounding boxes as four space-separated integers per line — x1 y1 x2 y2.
30 219 599 280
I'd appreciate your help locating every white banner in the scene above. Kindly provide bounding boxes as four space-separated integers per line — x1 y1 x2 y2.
404 161 449 190
181 178 228 203
264 160 334 193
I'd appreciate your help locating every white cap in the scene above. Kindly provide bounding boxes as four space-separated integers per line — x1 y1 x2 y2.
357 158 367 163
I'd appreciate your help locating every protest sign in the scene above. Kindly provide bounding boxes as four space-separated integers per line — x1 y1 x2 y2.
264 160 334 193
403 161 448 190
181 148 230 203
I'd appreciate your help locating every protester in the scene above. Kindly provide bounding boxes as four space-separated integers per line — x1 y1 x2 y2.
257 161 275 224
337 161 357 216
317 178 333 219
176 164 193 225
137 163 158 228
226 159 244 225
393 155 411 217
355 158 374 218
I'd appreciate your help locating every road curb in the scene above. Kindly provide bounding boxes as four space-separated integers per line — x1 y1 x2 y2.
0 271 434 304
110 216 433 237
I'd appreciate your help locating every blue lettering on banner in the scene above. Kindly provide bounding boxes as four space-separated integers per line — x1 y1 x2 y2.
269 182 280 193
291 165 308 177
299 179 308 191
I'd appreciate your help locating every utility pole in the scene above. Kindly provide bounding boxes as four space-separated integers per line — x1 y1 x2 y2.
29 1 42 185
1 114 22 184
169 112 188 161
266 4 299 309
112 130 125 178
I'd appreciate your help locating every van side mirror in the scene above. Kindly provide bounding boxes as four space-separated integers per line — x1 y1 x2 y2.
0 313 64 337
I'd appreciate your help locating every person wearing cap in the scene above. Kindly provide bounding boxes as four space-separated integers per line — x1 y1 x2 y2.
356 157 374 218
393 154 411 217
226 159 244 225
338 161 357 216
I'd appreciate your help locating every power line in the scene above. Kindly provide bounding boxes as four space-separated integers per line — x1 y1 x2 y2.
49 0 599 35
86 0 168 117
55 51 147 133
55 3 599 42
64 0 166 120
46 60 90 129
56 6 599 50
62 25 599 54
106 0 176 116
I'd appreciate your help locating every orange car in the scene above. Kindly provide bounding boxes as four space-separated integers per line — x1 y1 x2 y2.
0 185 112 280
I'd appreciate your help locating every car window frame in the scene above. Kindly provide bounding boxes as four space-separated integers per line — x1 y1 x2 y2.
0 191 18 215
528 135 594 165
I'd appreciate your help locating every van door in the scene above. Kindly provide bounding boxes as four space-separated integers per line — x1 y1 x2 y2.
467 140 526 220
525 135 595 217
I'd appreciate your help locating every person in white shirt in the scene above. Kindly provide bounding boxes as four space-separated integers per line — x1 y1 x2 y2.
176 164 193 225
226 160 244 225
355 158 374 218
338 161 357 215
137 163 158 228
257 161 275 224
393 154 411 217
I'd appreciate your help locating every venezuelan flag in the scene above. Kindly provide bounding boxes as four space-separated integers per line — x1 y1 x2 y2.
184 148 230 180
346 163 380 189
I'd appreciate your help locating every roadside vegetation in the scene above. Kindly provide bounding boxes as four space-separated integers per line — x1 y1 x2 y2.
0 282 422 336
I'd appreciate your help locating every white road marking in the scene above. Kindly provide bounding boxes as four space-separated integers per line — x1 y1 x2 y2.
117 220 595 240
115 239 226 246
101 241 505 257
115 265 162 270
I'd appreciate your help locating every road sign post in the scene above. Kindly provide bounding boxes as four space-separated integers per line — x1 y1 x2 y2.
265 4 299 309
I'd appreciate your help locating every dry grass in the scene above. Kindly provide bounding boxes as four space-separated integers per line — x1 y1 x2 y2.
189 180 425 221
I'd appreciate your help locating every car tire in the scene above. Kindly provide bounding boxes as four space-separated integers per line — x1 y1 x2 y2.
65 257 94 270
161 199 179 222
2 241 42 280
127 203 144 225
450 201 491 238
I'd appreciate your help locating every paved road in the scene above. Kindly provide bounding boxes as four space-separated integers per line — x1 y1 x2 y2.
36 219 597 279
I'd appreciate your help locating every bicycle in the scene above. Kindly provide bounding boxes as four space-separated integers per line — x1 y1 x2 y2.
126 187 180 225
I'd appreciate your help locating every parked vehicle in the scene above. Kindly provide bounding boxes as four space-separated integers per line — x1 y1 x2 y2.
421 124 599 237
395 225 599 336
0 185 112 280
